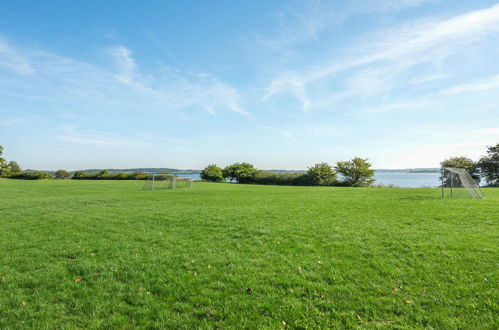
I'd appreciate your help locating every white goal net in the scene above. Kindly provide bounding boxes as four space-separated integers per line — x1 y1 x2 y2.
143 174 193 190
441 167 484 199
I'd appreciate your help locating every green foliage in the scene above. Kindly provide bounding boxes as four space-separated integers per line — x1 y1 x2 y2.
0 181 497 328
336 157 375 187
223 163 258 183
8 170 51 180
98 170 110 178
72 170 86 179
477 144 499 186
253 171 310 186
71 170 149 180
306 163 337 185
54 169 71 179
441 156 480 184
130 171 150 180
0 145 21 177
200 164 225 182
222 164 239 182
6 161 21 174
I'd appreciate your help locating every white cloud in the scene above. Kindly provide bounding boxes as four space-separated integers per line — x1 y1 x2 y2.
0 40 247 117
108 45 136 83
251 0 437 51
441 74 499 95
0 38 33 74
264 3 499 113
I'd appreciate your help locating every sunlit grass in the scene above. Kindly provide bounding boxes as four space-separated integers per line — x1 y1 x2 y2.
0 180 497 328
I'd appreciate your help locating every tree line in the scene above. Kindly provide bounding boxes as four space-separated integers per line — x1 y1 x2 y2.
201 157 375 187
1 143 498 186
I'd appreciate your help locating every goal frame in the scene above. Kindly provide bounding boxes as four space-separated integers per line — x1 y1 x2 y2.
440 167 484 199
143 174 193 190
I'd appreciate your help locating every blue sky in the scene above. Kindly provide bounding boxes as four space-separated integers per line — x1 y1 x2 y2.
1 0 499 170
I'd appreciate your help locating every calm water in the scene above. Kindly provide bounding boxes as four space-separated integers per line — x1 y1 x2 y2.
373 172 441 188
178 171 442 188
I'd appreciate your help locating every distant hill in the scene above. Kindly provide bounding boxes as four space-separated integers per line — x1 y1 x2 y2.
376 168 440 173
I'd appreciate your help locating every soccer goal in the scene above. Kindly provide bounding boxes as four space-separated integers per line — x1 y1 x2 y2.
143 174 193 190
441 167 484 199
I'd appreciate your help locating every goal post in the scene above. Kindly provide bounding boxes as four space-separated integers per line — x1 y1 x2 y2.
441 167 484 199
143 174 193 190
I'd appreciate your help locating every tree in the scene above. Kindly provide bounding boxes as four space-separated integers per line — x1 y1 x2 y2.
98 169 110 177
6 161 21 174
222 164 239 182
201 164 225 182
0 145 7 175
441 156 479 183
222 163 258 183
0 145 21 177
54 169 71 179
335 157 375 187
306 162 336 185
72 170 86 179
477 144 499 186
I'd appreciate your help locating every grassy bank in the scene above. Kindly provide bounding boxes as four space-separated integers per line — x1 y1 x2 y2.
0 180 497 328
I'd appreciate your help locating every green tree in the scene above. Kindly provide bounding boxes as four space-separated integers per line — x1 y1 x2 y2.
54 169 71 179
222 164 239 182
440 156 479 183
477 144 499 186
223 163 257 183
306 162 336 185
0 145 7 175
201 164 225 182
72 170 86 179
6 161 21 175
336 157 375 187
98 169 110 177
0 145 21 177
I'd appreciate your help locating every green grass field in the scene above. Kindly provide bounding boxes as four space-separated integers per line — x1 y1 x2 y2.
0 180 497 328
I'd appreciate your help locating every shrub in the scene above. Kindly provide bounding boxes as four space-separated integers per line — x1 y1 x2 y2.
71 170 149 180
307 163 337 185
253 171 319 186
201 164 225 182
54 169 71 179
130 171 149 180
223 163 258 183
10 171 52 180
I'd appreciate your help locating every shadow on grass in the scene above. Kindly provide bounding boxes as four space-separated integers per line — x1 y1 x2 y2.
400 196 441 200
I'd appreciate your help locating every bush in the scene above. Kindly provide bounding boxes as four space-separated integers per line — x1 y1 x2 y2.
54 169 71 179
71 170 150 180
307 163 337 185
223 163 258 183
201 164 225 182
9 171 52 180
253 171 317 186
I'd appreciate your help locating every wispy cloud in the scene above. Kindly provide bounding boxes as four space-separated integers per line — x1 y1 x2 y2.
263 3 499 113
251 0 437 52
0 37 33 74
0 38 247 117
441 74 499 95
108 45 136 84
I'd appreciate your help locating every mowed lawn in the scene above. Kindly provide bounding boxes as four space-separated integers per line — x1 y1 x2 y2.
0 180 497 329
